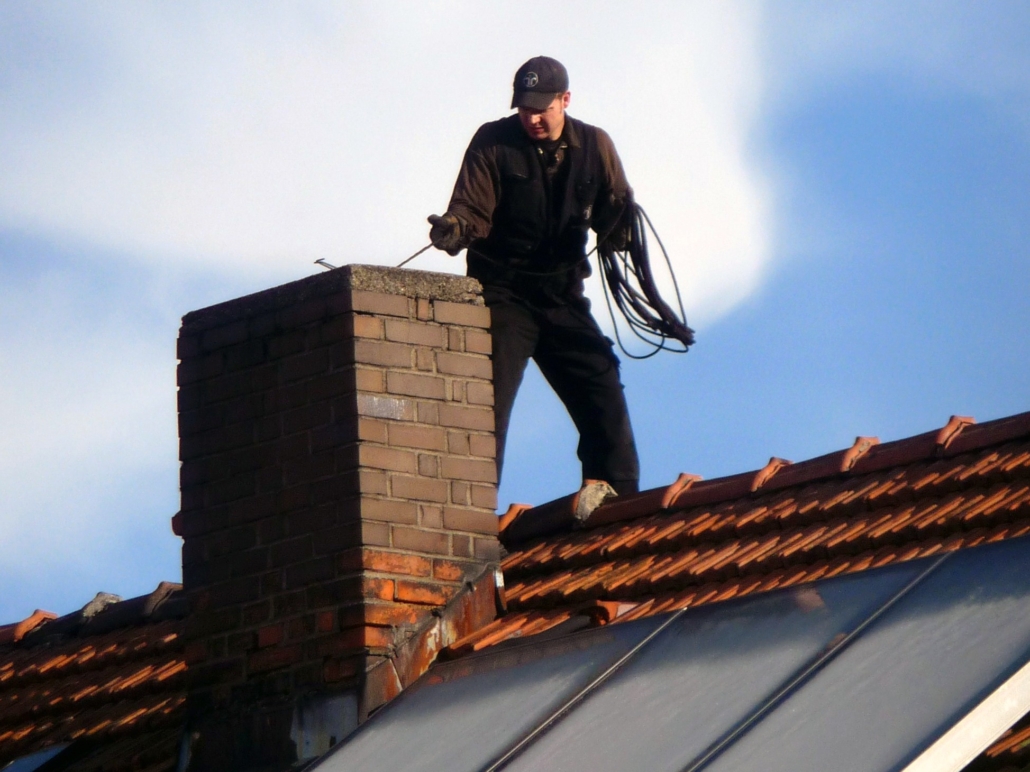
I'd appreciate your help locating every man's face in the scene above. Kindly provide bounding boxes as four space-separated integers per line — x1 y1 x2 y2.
518 91 571 141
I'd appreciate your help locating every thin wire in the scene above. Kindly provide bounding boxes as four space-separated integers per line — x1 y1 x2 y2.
396 242 433 268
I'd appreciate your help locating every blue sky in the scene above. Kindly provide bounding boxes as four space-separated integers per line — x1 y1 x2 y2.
1 2 1028 622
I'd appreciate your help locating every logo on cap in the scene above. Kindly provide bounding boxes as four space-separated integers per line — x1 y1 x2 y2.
522 72 539 88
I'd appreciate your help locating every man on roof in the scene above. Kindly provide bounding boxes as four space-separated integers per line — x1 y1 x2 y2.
428 56 639 495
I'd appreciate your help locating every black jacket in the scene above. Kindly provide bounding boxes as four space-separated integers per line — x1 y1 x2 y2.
445 114 632 302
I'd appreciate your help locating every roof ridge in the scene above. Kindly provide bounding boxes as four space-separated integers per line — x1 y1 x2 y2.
500 410 1030 543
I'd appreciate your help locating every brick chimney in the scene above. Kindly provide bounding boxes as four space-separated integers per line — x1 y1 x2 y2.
173 266 500 771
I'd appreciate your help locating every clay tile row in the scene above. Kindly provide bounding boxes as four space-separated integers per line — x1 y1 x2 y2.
0 611 57 646
501 412 1030 545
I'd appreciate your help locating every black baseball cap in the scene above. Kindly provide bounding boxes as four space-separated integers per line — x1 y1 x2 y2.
511 56 569 110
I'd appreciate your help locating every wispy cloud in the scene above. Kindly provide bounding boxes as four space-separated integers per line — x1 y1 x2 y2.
0 1 771 322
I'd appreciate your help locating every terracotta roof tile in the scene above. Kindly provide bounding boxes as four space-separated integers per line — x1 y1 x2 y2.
483 410 1030 659
0 585 187 768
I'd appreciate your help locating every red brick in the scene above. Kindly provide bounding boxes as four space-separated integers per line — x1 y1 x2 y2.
276 297 328 329
227 630 256 655
450 381 465 402
190 657 246 688
282 349 330 383
208 575 262 609
354 368 384 392
362 549 433 577
351 290 411 318
450 481 470 505
358 469 389 495
248 644 302 673
286 614 316 641
268 330 307 360
269 536 313 568
443 507 499 535
441 456 497 483
337 625 395 650
200 320 249 352
351 315 384 339
394 580 457 606
358 417 388 443
225 340 269 373
178 333 201 359
418 454 439 477
468 435 496 461
474 538 501 561
439 404 494 431
467 382 494 406
353 340 413 368
184 640 209 665
177 353 224 386
388 423 447 451
416 348 435 371
323 655 362 684
416 298 432 321
316 610 336 633
242 600 271 626
391 475 449 503
465 329 492 354
356 603 429 627
448 431 470 455
452 535 472 558
392 526 450 555
386 371 446 399
433 301 490 328
471 484 498 510
272 590 306 619
316 633 361 659
436 352 492 379
282 403 330 435
433 559 477 582
257 624 284 648
283 557 335 590
284 452 334 486
420 505 444 529
362 576 395 601
447 327 464 351
360 520 391 548
385 319 446 347
358 445 417 473
179 404 225 438
308 371 357 402
359 496 418 524
418 401 440 425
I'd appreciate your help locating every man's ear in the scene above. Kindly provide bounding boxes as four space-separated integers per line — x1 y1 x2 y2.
562 91 571 109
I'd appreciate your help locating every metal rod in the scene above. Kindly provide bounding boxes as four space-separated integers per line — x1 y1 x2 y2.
397 242 433 268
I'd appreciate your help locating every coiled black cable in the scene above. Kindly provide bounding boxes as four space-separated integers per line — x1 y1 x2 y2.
597 200 695 358
439 198 695 358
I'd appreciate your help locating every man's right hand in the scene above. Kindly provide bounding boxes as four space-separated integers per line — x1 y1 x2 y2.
428 214 462 255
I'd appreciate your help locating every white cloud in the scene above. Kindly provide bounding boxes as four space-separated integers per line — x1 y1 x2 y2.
0 1 771 325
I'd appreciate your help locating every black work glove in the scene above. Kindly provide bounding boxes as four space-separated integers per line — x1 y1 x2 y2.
427 214 462 255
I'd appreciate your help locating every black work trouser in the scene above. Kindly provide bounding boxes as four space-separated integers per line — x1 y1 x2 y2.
486 287 640 495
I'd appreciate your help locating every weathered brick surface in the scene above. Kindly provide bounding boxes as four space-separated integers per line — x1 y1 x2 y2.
177 266 499 765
